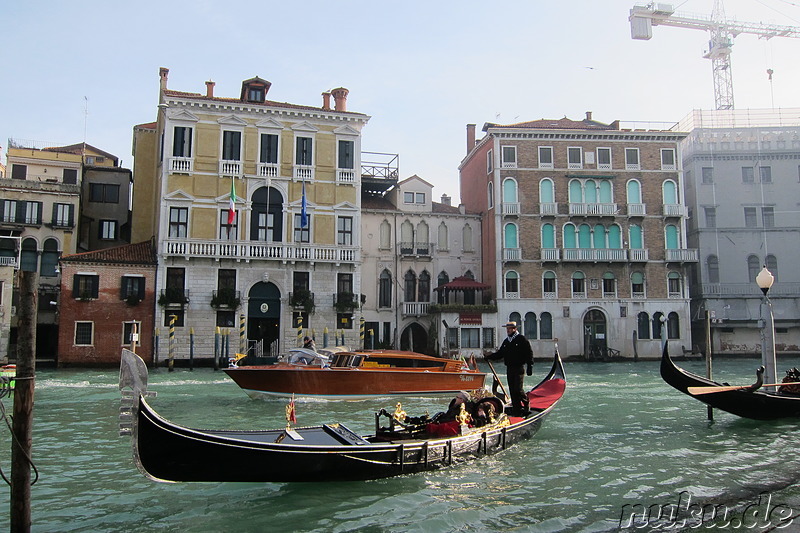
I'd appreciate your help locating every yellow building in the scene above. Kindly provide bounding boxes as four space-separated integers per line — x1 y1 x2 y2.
132 68 370 359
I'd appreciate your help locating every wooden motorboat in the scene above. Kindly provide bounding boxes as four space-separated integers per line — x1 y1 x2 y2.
661 344 800 420
118 348 566 482
223 349 487 400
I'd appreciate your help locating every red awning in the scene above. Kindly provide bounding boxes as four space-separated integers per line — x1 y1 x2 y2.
434 276 491 291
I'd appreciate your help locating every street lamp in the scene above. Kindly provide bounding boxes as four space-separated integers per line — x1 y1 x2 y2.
756 266 777 388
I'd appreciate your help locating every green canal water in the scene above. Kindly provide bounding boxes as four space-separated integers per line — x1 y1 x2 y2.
3 357 800 532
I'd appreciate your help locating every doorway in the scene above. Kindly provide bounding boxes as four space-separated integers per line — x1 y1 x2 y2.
583 309 607 360
247 282 281 354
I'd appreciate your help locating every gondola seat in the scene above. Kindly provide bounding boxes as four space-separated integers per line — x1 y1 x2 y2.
528 378 566 410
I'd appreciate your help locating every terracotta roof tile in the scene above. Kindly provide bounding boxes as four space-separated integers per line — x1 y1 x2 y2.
485 117 618 131
61 240 157 266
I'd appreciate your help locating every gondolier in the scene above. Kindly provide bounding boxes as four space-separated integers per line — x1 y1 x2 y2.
486 321 534 416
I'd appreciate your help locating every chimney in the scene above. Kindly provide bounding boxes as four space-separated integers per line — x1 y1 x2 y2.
206 80 215 98
441 194 451 206
321 91 332 111
331 87 349 112
159 67 169 92
466 124 476 154
585 111 593 121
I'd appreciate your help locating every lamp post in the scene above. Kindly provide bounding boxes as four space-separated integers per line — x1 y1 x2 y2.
756 266 777 388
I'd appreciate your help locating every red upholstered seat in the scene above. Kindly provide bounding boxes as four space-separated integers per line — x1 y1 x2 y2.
527 378 566 409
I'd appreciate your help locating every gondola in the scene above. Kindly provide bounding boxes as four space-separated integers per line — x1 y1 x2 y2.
661 344 800 420
118 348 566 482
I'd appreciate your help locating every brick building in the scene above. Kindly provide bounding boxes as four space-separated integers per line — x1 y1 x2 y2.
57 240 157 366
459 114 695 359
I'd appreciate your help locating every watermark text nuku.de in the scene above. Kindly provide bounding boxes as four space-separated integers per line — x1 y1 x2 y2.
618 490 794 529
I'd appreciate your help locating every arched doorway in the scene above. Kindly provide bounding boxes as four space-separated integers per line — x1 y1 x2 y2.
583 309 607 360
248 282 281 352
400 323 428 354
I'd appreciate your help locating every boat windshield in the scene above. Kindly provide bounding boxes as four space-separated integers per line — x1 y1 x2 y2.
330 353 365 368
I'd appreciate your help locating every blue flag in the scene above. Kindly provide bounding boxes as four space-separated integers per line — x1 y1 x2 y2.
300 181 308 228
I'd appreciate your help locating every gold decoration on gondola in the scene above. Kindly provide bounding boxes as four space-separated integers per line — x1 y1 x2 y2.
393 402 406 423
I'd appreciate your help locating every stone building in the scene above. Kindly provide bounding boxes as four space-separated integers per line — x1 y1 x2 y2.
459 114 695 359
131 68 370 360
680 108 800 356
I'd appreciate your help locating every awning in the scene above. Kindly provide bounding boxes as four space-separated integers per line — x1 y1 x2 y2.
434 276 491 291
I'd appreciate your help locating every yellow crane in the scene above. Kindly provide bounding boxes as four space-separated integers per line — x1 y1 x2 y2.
629 1 800 110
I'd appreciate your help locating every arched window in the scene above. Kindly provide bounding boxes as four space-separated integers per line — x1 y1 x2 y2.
416 221 429 252
569 180 583 202
379 270 392 308
637 312 650 339
631 271 645 297
21 238 38 272
652 312 665 340
578 224 591 249
627 180 642 204
593 224 606 249
668 272 682 296
404 270 417 302
664 225 679 250
668 312 680 339
747 255 760 282
418 271 430 303
543 271 557 297
584 180 598 203
766 254 778 280
464 270 475 279
250 186 283 242
400 220 414 254
437 222 448 252
563 224 577 248
540 312 553 339
629 224 643 249
539 179 554 203
571 271 586 297
487 182 494 209
505 271 519 295
608 225 622 248
524 312 538 340
504 223 518 249
462 224 473 252
437 271 449 304
41 238 60 277
541 224 555 249
502 178 518 203
598 180 612 203
602 272 616 297
379 220 391 249
662 180 678 205
707 255 720 283
509 311 522 327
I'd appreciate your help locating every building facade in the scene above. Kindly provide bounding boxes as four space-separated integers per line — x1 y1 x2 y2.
360 175 485 355
459 114 695 359
680 108 800 356
131 69 370 360
57 241 157 366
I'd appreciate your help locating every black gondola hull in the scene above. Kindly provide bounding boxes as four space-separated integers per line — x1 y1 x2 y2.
661 346 800 420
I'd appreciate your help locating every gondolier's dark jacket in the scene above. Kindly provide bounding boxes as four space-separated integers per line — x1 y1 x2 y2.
486 333 534 369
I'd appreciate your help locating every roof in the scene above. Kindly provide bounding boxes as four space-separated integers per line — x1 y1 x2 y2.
163 89 368 118
484 117 620 131
42 142 119 161
60 240 157 266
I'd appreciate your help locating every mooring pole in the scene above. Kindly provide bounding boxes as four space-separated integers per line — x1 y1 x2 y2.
213 327 220 371
705 310 713 422
11 270 37 532
189 327 194 371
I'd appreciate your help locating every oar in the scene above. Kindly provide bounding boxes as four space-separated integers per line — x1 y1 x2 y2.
485 359 510 403
688 382 800 395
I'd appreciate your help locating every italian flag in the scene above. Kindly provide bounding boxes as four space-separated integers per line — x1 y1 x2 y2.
227 179 236 225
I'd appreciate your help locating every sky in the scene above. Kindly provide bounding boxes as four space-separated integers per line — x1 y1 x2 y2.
2 0 800 203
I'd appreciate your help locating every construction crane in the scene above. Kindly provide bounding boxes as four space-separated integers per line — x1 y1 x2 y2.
629 1 800 110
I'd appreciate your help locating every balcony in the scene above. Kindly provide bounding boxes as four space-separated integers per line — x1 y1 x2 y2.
169 157 193 174
0 257 17 267
541 248 560 262
569 203 618 216
627 203 646 216
162 239 360 265
334 291 360 312
289 290 315 313
210 288 241 309
294 165 314 180
693 282 800 298
665 248 698 262
337 169 356 184
257 162 278 178
629 249 649 262
398 242 431 257
219 160 242 177
502 202 520 216
663 204 686 217
562 248 627 262
503 248 521 262
540 202 558 216
402 302 430 316
159 288 190 308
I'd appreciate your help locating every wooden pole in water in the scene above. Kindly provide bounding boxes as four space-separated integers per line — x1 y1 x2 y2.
11 270 37 531
705 310 713 422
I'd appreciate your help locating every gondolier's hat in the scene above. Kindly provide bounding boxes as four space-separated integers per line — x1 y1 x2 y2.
503 321 517 328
